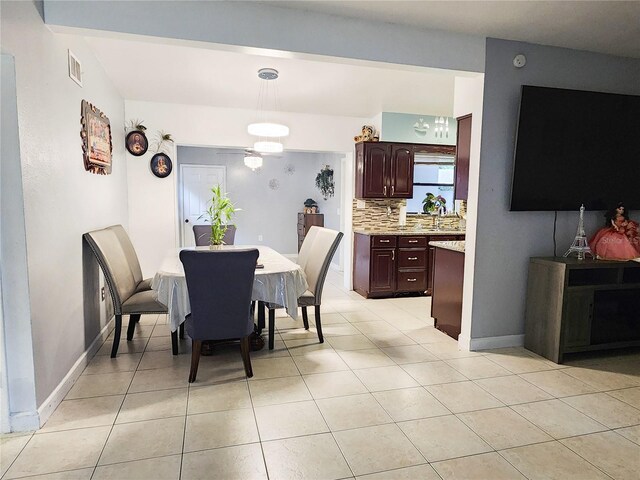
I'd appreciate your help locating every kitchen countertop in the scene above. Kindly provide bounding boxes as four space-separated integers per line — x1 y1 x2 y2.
354 228 465 236
429 240 465 253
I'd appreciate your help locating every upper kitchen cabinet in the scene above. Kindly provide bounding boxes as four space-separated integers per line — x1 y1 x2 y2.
355 141 415 199
454 114 472 200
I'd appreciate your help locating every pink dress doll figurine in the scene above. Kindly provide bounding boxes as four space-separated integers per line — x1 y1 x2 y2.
589 203 640 260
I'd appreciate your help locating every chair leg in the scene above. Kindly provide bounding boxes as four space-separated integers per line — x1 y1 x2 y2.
179 322 185 339
189 340 202 383
240 336 253 378
268 307 276 350
257 301 265 334
171 330 179 355
314 305 324 343
127 314 140 341
110 314 122 358
301 306 309 330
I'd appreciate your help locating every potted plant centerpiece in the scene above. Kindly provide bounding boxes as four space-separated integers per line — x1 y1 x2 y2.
201 185 239 247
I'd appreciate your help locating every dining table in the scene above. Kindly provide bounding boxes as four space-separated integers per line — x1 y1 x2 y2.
151 245 308 351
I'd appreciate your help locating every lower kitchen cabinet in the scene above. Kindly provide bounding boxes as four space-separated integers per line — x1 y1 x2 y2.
353 232 464 298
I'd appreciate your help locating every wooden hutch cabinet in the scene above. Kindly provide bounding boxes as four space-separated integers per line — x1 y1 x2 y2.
297 213 323 251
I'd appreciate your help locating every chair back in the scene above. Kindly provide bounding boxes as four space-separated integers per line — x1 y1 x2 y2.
297 226 320 271
83 226 138 314
193 224 237 246
180 248 258 340
108 225 144 285
303 227 343 303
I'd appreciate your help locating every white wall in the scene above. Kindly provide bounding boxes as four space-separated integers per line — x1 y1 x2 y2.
1 54 37 432
452 75 485 350
125 100 369 277
471 39 640 343
1 1 128 420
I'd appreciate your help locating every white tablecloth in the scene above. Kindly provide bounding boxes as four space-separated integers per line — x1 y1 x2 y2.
151 246 308 332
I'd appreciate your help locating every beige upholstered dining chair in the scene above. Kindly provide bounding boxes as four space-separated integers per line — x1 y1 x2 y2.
83 225 169 357
266 226 343 349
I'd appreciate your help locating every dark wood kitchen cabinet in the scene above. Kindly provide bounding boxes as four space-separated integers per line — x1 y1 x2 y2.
355 142 414 199
431 245 465 339
354 232 465 298
454 114 472 200
427 235 464 295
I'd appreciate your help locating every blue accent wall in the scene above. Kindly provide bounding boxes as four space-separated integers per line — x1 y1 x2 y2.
381 112 457 145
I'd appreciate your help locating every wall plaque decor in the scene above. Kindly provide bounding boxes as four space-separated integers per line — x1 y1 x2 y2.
150 153 172 178
125 120 149 156
80 100 112 175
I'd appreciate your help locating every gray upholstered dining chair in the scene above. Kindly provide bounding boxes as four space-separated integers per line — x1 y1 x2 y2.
266 226 343 349
193 224 237 246
83 225 168 357
179 248 259 383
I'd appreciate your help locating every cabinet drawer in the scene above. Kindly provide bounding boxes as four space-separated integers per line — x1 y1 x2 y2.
398 249 427 268
397 270 427 292
399 236 427 247
372 236 397 248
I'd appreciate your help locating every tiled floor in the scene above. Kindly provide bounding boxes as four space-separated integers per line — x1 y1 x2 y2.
2 271 640 479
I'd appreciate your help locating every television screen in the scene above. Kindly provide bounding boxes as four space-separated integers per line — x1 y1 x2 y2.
510 86 640 211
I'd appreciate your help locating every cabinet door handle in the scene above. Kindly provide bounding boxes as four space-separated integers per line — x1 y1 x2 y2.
392 250 395 261
407 278 417 282
379 239 390 243
383 185 387 196
391 185 395 196
408 257 418 260
408 240 418 243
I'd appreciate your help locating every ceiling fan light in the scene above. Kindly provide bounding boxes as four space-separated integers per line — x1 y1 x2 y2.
254 141 283 153
244 152 263 170
247 122 289 137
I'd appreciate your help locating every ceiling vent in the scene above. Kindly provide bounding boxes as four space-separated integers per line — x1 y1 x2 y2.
68 50 82 87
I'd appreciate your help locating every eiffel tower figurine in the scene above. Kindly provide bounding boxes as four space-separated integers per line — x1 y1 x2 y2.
564 204 594 260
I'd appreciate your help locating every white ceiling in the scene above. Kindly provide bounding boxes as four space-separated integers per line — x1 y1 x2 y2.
85 1 638 118
85 36 465 118
268 1 640 59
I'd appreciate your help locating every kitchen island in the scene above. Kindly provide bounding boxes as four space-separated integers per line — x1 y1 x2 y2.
353 229 465 298
430 240 465 339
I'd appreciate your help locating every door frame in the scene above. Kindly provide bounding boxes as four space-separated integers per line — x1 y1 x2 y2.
178 163 227 247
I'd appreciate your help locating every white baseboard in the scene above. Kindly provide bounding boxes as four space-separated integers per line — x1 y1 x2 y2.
468 334 525 351
9 411 40 432
36 317 115 428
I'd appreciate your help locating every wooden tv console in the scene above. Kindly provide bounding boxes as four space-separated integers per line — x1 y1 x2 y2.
524 257 640 363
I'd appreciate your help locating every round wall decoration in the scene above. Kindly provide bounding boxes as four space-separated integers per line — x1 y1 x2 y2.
150 153 172 178
126 130 149 156
269 178 280 190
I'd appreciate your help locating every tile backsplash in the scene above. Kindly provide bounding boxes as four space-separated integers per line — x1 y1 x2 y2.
352 199 466 231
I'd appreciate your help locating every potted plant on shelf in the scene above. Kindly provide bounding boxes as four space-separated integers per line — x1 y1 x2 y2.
200 185 239 247
422 193 446 214
315 165 335 200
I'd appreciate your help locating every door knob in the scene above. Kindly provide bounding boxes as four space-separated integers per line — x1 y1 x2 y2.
185 219 189 223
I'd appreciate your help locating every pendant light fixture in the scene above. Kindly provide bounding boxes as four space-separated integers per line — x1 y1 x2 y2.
248 68 288 154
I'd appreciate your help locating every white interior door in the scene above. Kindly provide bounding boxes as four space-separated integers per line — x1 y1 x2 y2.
180 165 226 247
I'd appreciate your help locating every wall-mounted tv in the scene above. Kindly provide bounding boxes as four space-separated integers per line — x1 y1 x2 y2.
510 86 640 211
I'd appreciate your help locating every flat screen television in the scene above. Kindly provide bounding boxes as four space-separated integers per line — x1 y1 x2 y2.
510 86 640 211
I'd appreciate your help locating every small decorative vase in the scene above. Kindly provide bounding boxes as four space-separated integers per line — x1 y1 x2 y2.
209 244 224 250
